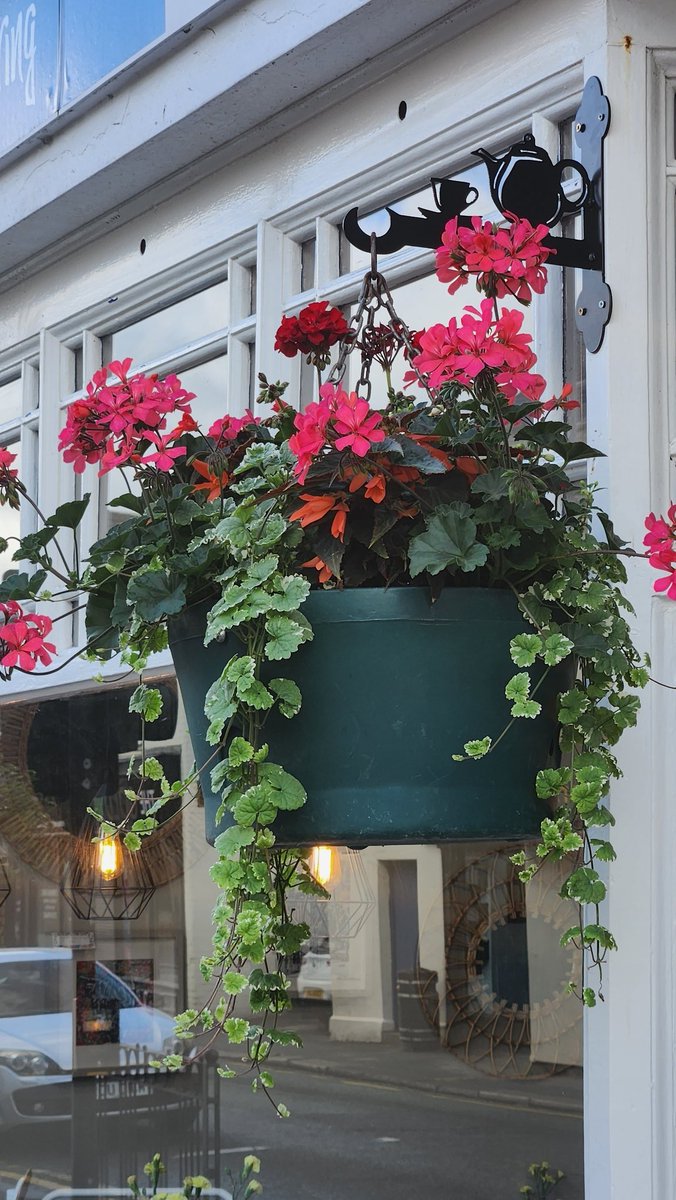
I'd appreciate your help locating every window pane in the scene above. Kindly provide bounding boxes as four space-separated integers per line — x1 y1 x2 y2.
109 281 229 367
179 356 228 431
301 237 316 291
0 376 23 424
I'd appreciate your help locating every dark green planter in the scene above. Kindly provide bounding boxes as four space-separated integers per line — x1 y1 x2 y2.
169 588 566 846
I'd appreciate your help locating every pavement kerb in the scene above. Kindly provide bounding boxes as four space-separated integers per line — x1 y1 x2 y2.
272 1053 583 1117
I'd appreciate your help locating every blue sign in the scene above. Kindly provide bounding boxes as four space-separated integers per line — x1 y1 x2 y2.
0 0 165 159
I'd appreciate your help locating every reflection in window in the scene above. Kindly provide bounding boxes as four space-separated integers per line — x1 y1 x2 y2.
109 280 229 367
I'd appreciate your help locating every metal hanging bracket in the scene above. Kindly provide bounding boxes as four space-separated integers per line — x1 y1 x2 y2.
342 77 611 353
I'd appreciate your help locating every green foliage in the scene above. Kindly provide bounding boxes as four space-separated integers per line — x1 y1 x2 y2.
408 502 489 576
129 1152 261 1200
518 1161 565 1199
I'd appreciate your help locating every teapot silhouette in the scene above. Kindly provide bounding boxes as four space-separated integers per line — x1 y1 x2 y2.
474 133 590 227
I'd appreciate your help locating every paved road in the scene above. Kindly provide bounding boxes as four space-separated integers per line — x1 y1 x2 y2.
0 1066 583 1200
218 1066 583 1200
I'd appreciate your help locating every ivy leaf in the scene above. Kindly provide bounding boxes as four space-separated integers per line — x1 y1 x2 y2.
129 685 163 722
591 839 617 862
535 767 570 799
504 672 541 718
204 670 237 744
264 614 312 660
461 737 492 759
408 502 489 576
140 757 164 780
237 677 274 710
257 763 306 811
268 575 311 613
564 866 607 905
224 1018 250 1044
510 633 542 667
223 971 249 995
228 737 255 767
233 784 278 827
124 832 142 851
269 678 302 718
558 689 590 724
582 924 617 950
214 825 255 856
542 633 574 666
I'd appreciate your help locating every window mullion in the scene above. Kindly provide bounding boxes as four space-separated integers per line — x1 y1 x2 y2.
38 330 76 650
256 221 300 406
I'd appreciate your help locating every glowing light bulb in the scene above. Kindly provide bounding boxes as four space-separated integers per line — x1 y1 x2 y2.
310 845 334 887
97 836 122 881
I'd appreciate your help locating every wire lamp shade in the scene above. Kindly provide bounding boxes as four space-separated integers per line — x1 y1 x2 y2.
60 817 155 921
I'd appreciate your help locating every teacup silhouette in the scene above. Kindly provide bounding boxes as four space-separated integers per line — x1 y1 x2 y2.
431 178 479 216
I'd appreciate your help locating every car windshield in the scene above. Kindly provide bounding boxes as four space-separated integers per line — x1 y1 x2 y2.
0 958 65 1017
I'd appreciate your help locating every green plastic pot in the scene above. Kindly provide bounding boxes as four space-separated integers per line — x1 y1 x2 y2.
169 587 567 846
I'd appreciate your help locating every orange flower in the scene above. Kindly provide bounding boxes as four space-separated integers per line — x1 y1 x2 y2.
192 459 229 501
347 469 386 504
364 474 386 503
330 499 349 541
347 471 370 493
289 493 338 527
302 556 334 583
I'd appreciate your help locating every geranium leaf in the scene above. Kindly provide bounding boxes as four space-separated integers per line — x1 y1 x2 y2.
408 502 488 576
128 570 186 621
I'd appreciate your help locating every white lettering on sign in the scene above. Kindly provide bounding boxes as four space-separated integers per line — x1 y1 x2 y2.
0 3 37 107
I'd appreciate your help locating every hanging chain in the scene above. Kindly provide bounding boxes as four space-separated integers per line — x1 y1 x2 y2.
326 233 436 403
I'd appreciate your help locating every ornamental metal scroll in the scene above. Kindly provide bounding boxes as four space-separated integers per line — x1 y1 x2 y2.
342 76 611 353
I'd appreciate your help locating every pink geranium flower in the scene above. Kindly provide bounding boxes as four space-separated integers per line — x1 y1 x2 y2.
332 391 385 457
59 361 195 476
139 432 187 472
0 605 55 676
644 506 676 597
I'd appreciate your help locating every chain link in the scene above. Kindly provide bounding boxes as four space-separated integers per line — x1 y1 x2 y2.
326 234 436 402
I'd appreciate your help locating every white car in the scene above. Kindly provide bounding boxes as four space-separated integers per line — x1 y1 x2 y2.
296 948 332 1002
0 948 178 1130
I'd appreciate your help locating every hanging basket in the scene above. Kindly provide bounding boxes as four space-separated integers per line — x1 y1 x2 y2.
169 587 568 847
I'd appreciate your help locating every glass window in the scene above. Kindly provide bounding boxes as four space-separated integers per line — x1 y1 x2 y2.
179 356 228 430
0 377 23 424
0 666 584 1200
109 281 229 367
301 237 316 291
